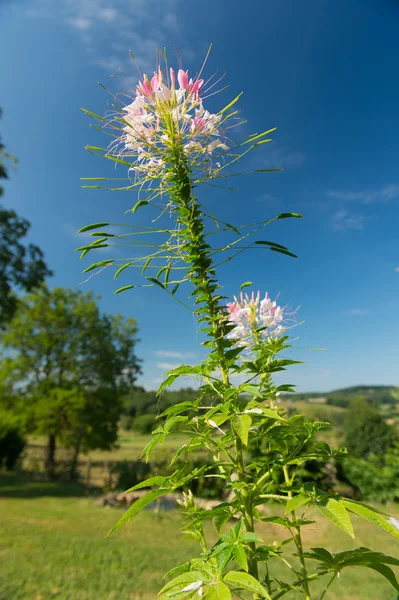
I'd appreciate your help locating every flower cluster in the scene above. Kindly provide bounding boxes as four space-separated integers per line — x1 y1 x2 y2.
226 291 286 347
108 65 229 187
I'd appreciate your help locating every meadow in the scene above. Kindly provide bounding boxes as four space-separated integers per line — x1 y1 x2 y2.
2 424 399 600
1 471 399 600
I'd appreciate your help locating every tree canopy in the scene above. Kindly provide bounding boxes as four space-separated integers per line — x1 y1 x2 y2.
0 285 141 477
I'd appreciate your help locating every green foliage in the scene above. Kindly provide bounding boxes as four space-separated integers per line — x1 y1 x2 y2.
79 58 399 599
0 410 26 469
342 444 399 502
0 109 52 327
0 285 141 477
344 397 397 459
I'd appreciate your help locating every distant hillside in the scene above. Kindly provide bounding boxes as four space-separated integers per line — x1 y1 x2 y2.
284 385 398 407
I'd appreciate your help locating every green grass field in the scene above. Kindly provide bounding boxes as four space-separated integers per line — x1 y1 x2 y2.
1 472 399 600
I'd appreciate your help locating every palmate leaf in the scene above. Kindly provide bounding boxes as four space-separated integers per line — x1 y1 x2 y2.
306 547 399 593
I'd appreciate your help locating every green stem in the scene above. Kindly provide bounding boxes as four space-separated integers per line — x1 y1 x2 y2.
283 465 312 600
319 573 337 600
236 437 259 581
170 148 259 584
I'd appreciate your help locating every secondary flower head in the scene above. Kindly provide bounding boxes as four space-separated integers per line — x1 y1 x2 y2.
106 56 230 192
226 291 286 347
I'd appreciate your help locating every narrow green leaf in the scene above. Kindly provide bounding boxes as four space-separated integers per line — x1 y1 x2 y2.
124 476 168 493
245 128 277 144
269 247 298 259
254 241 288 250
81 108 106 121
285 495 311 514
114 285 135 294
232 414 252 446
240 281 252 291
233 545 248 572
317 498 354 538
108 490 166 535
342 500 399 540
90 231 115 237
141 257 152 275
132 200 149 213
78 222 109 233
219 93 243 115
275 213 303 219
224 571 271 598
114 262 132 280
76 243 108 251
365 564 399 593
146 277 166 290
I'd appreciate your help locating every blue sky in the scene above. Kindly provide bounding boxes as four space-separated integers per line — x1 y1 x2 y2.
1 0 398 392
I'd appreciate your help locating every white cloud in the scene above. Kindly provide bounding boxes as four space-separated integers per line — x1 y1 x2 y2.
154 350 196 359
256 147 305 170
332 209 367 231
98 8 118 22
328 184 399 205
25 0 193 82
156 361 184 370
66 17 92 31
343 308 369 316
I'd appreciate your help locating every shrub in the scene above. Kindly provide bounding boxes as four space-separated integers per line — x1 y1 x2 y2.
0 411 26 470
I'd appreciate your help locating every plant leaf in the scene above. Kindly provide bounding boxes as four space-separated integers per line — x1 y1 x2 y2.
78 222 109 233
233 545 248 572
342 500 399 540
132 200 149 213
317 498 354 538
114 262 132 279
232 414 252 446
108 490 166 535
285 495 311 514
124 476 168 493
206 581 232 600
223 571 271 598
114 285 135 294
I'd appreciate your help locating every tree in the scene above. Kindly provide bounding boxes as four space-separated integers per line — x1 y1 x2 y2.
0 108 52 327
344 397 397 459
0 285 141 478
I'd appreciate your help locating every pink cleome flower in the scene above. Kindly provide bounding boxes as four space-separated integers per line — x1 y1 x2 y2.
226 291 286 347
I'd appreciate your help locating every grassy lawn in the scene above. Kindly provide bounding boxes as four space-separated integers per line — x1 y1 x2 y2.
1 473 399 599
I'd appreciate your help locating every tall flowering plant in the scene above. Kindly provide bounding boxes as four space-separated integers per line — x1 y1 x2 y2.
78 50 399 599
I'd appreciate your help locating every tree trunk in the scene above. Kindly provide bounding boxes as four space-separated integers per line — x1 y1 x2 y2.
69 432 83 481
45 433 56 479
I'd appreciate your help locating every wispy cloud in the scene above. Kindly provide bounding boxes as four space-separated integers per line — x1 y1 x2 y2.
343 308 369 316
332 209 368 231
25 0 193 80
256 146 305 170
156 361 185 370
328 184 399 205
154 350 196 359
